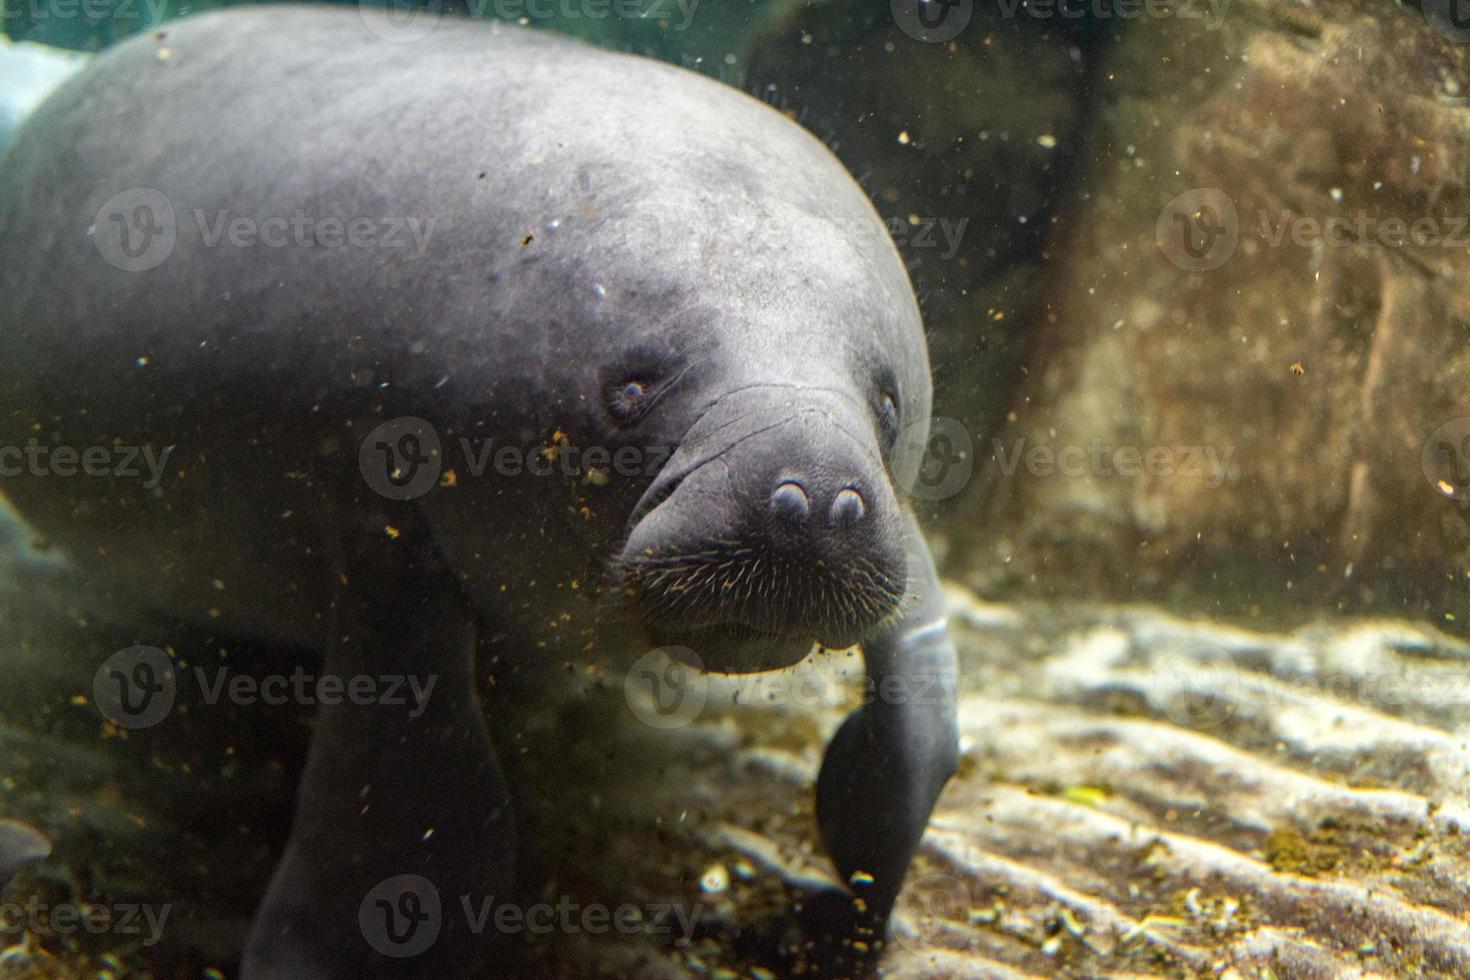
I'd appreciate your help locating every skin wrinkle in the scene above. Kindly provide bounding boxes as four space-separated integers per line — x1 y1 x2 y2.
618 412 906 641
650 384 891 496
614 368 908 649
608 385 909 638
621 358 695 423
624 404 874 535
683 380 891 439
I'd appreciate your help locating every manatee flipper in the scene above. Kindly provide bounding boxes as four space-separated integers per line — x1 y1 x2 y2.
242 498 515 979
0 819 51 886
811 511 959 958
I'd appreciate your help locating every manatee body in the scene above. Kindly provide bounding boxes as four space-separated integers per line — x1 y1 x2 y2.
0 7 959 976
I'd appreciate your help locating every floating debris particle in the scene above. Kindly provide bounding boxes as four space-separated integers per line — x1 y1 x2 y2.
700 863 729 895
1061 785 1110 808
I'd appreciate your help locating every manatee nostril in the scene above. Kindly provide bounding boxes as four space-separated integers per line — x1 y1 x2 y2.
829 487 866 528
771 481 811 523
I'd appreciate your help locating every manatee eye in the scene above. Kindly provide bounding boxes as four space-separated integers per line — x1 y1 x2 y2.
606 378 655 425
601 343 684 427
877 388 900 447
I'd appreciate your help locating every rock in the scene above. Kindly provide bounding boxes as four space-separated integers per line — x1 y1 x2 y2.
957 0 1470 629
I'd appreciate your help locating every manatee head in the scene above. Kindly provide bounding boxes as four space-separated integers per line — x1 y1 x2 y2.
467 80 935 673
595 186 932 673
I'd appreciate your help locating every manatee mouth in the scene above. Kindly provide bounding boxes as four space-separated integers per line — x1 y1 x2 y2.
618 543 905 671
616 474 907 673
614 385 909 674
646 622 816 675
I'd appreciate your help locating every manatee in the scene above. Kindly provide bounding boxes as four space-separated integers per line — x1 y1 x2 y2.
0 6 959 975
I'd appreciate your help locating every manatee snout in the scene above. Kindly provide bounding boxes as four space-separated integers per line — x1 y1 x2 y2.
617 386 906 672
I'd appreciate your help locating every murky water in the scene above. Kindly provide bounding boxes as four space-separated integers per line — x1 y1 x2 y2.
1 1 1468 977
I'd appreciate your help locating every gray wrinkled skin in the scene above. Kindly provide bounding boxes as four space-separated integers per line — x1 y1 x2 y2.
0 7 958 976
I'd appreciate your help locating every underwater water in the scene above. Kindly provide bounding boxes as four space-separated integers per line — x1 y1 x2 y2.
0 0 1469 977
